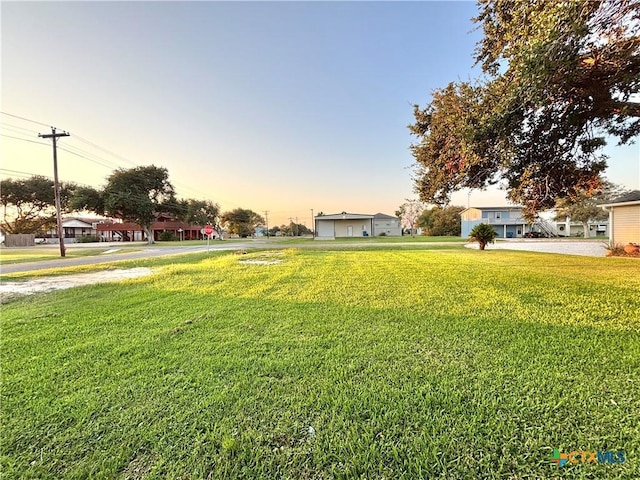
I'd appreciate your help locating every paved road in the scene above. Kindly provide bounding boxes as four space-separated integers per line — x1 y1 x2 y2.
0 242 251 275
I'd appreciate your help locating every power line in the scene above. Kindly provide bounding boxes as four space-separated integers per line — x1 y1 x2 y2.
1 111 139 169
2 133 116 171
0 111 51 128
1 111 248 211
57 146 118 170
0 122 41 135
72 134 139 168
1 133 50 147
0 168 52 179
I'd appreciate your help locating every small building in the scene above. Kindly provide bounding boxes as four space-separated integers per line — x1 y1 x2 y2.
42 217 102 243
61 218 97 240
460 207 528 238
372 213 403 237
599 190 640 245
314 212 401 238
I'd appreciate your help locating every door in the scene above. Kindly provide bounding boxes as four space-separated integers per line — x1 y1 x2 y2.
347 226 353 237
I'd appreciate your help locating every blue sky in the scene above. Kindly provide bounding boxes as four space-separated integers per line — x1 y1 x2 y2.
2 1 638 227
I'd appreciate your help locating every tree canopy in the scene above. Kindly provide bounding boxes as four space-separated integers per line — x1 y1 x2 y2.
418 205 465 236
410 0 640 219
396 199 424 235
1 176 77 234
220 208 264 237
177 199 220 228
104 165 176 243
71 165 176 244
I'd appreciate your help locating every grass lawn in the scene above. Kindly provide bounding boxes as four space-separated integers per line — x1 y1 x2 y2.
1 248 638 478
313 236 464 243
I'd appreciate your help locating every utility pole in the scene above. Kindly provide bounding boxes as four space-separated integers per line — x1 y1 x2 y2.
295 217 298 236
39 127 70 257
310 208 314 237
263 210 269 239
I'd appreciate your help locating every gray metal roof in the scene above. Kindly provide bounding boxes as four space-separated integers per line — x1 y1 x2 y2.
373 213 398 220
315 213 374 220
609 190 640 204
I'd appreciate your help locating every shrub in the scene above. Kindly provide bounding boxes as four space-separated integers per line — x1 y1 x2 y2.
76 235 99 243
158 231 178 241
378 232 387 236
469 223 498 250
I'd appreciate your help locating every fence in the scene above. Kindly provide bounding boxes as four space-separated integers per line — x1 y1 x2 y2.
4 234 36 247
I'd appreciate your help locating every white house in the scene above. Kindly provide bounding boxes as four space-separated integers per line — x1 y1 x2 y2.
314 212 402 238
44 217 100 243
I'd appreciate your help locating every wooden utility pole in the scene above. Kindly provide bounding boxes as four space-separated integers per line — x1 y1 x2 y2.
39 127 70 257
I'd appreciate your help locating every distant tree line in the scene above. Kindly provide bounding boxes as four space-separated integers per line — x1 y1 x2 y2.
1 165 264 244
269 222 312 237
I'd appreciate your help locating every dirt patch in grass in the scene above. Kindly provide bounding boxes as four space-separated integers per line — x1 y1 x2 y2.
238 251 285 265
0 267 152 302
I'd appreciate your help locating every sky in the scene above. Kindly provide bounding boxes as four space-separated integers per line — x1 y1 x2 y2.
2 1 639 228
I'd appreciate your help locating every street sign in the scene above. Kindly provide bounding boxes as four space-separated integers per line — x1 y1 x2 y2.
204 225 214 236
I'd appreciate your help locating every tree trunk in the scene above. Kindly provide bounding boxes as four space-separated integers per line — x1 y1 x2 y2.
583 222 590 239
143 225 155 244
479 241 486 250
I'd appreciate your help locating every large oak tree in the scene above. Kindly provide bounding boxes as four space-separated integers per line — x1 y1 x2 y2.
1 176 77 234
71 165 176 244
220 208 264 238
410 0 640 219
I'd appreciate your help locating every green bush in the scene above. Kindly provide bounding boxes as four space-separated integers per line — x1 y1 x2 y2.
378 232 387 236
75 235 99 243
469 223 498 250
158 231 178 241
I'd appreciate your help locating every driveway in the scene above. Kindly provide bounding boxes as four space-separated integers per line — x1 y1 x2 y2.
464 239 607 257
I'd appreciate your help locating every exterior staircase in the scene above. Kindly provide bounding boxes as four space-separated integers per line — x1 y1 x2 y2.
532 218 559 237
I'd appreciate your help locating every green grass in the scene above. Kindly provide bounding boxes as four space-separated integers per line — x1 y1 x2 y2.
311 235 464 243
1 248 638 478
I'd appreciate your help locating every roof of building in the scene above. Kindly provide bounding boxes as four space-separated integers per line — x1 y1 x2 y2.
599 190 640 207
373 213 398 220
610 190 640 203
315 212 374 220
459 206 523 214
61 218 94 228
